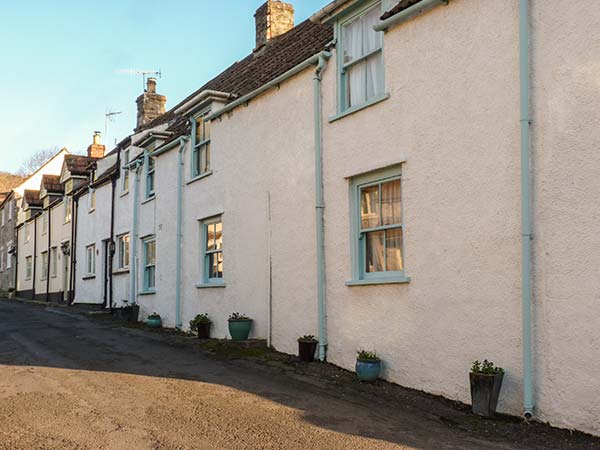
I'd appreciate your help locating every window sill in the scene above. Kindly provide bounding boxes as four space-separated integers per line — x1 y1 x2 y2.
186 171 213 185
139 289 156 296
113 268 130 275
141 195 155 205
329 93 390 123
120 191 129 198
88 209 95 214
346 275 411 286
196 281 226 289
82 275 96 280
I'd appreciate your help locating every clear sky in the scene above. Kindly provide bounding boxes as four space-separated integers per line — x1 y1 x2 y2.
0 0 330 173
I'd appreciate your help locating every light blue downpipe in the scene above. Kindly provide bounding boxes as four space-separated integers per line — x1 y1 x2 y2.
519 0 534 420
373 0 448 32
314 52 330 361
175 137 190 329
130 160 142 305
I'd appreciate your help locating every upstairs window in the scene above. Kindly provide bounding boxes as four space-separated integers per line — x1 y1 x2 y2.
42 211 48 234
64 197 72 222
191 112 211 178
146 156 155 198
339 2 384 112
25 222 31 242
25 256 32 280
8 200 12 220
122 149 130 193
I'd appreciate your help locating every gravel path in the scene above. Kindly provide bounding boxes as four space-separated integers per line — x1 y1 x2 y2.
0 300 596 450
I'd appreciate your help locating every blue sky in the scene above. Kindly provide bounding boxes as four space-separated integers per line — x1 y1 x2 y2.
0 0 330 173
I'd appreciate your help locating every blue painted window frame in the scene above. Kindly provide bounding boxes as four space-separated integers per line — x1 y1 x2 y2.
145 152 155 199
348 165 410 285
190 109 212 180
200 216 224 285
335 0 386 115
142 236 156 292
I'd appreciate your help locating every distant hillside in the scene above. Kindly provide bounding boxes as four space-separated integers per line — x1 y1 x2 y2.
0 171 25 195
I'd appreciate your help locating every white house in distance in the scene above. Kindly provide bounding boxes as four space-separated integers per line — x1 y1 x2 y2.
66 0 600 437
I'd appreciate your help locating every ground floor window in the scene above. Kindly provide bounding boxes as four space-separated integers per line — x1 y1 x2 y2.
85 244 95 276
349 165 408 284
50 247 57 278
201 217 223 283
117 234 130 269
41 251 48 280
143 236 156 291
25 256 32 280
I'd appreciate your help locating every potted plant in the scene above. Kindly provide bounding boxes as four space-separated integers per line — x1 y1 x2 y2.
146 312 162 329
190 313 212 339
228 312 252 341
356 350 381 382
297 335 318 362
119 300 140 323
470 359 505 418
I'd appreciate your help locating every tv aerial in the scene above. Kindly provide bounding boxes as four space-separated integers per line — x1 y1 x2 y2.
104 108 123 146
116 68 162 91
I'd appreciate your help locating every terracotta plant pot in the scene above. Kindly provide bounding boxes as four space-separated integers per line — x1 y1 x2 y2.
298 340 318 362
469 372 504 418
196 322 211 339
228 319 252 341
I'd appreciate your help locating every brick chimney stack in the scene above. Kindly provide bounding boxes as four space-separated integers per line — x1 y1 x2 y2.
136 77 167 130
254 1 294 51
87 131 105 158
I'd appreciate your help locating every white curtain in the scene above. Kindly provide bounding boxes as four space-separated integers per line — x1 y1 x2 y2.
364 6 383 100
345 18 364 107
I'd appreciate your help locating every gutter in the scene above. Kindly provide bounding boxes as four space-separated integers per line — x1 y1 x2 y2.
313 52 331 361
373 0 449 32
175 137 190 328
519 0 534 420
206 51 332 122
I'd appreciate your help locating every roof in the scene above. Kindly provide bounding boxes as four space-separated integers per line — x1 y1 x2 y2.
41 175 63 194
23 190 42 208
142 19 333 146
64 155 97 176
381 0 424 20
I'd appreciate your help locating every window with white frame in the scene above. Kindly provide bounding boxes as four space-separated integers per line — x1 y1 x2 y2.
41 251 48 280
202 217 223 283
191 112 211 178
64 197 72 222
85 244 95 276
143 236 156 291
116 233 130 270
339 2 384 112
146 155 155 198
42 211 48 234
349 166 407 284
122 149 130 192
50 247 57 278
25 256 32 280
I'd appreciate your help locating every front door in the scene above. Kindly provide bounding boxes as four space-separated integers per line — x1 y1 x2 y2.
62 243 70 302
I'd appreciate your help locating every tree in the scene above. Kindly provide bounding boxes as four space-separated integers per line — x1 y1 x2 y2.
0 172 25 193
17 148 58 177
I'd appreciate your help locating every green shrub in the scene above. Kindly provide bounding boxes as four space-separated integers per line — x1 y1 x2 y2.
471 359 504 375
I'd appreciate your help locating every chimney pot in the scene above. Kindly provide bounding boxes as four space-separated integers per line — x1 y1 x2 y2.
255 1 294 51
147 77 157 93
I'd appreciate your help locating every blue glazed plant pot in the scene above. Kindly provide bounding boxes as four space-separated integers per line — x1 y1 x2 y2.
356 359 381 382
146 317 162 328
228 319 252 341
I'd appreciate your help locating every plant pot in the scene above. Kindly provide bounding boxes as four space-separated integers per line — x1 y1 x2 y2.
356 359 381 382
146 317 162 328
120 305 140 322
228 319 252 341
469 372 504 418
196 322 211 339
298 340 318 362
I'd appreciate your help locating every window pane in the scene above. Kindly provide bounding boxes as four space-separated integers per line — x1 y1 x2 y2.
204 143 211 172
381 179 401 225
385 228 403 271
360 185 380 229
206 224 215 251
195 118 203 142
124 236 130 267
365 230 384 273
209 251 223 279
363 6 382 54
146 241 155 265
346 61 366 108
200 144 209 174
147 266 155 288
204 118 211 140
215 221 222 250
366 52 384 100
343 17 362 64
